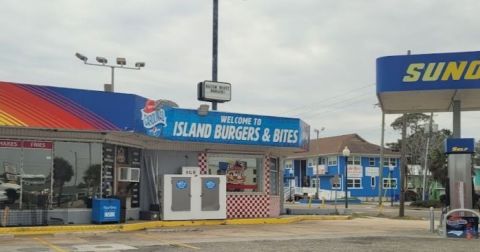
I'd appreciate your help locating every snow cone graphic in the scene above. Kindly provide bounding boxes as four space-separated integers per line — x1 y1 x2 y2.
141 99 167 137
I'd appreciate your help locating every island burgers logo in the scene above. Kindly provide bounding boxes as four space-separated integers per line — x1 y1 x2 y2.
141 99 167 137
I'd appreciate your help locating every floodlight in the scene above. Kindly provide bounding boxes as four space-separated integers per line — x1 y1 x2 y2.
75 52 88 62
116 57 126 66
135 62 145 68
96 56 108 64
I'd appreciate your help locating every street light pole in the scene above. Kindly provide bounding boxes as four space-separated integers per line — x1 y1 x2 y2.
314 129 320 199
389 166 394 207
75 53 145 92
343 146 350 209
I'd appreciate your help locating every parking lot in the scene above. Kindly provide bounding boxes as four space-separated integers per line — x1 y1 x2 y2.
1 216 478 251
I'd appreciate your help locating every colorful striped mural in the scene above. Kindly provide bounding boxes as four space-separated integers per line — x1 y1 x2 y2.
0 81 120 131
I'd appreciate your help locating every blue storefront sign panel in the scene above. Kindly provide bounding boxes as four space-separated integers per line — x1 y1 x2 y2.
444 138 475 154
138 102 310 149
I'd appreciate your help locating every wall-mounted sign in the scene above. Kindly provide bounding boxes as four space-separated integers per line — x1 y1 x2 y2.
365 167 379 177
197 81 231 103
0 139 53 149
347 165 363 178
139 104 310 149
313 165 326 175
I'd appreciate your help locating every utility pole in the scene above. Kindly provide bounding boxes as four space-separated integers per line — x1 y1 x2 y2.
399 113 407 217
212 0 219 110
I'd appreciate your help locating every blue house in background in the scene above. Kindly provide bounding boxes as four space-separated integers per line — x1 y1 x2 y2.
284 134 401 202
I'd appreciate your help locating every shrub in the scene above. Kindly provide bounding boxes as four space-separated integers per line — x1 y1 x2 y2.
409 200 443 208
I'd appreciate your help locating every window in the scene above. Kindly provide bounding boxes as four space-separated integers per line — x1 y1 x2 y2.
347 178 362 189
369 158 375 166
332 179 341 189
208 154 263 193
285 161 293 169
371 177 376 188
383 158 397 167
311 177 319 188
269 158 279 195
318 157 326 165
347 156 361 165
327 156 337 166
383 178 397 189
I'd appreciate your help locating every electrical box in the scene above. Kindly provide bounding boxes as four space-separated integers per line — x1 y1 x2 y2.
162 174 226 220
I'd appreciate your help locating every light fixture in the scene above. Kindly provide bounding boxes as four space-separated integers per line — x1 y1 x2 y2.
96 56 108 64
198 104 209 116
135 62 145 68
342 146 350 157
116 57 126 66
75 52 88 62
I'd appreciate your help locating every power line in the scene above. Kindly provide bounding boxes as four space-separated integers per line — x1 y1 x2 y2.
279 83 375 116
292 91 373 118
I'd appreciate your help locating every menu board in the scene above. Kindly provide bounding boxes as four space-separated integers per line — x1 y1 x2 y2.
102 144 115 197
130 148 141 208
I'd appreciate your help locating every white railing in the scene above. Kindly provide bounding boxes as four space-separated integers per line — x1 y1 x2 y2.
284 187 349 200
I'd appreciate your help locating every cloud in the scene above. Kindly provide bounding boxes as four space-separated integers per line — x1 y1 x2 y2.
1 0 480 144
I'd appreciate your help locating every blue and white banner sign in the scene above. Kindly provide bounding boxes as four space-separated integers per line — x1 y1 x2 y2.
377 51 480 93
138 100 310 149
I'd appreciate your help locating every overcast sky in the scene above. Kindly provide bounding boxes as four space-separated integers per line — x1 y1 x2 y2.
1 0 479 145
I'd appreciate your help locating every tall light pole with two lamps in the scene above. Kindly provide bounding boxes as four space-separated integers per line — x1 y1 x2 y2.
75 53 145 92
343 146 350 209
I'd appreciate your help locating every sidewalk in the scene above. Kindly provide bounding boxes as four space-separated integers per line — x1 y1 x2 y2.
0 215 351 236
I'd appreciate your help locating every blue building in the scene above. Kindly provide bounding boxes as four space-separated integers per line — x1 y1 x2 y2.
285 134 401 202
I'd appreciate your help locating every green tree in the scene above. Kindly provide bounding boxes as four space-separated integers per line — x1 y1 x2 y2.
53 157 74 207
83 164 101 197
387 114 451 187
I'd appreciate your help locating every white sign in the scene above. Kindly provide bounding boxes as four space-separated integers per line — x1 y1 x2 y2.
199 81 231 102
182 166 201 175
365 167 379 177
313 164 326 175
347 165 363 178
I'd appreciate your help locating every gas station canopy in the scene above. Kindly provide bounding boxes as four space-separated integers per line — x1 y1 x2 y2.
377 51 480 114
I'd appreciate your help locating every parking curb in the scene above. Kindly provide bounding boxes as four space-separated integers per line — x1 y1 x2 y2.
0 215 350 235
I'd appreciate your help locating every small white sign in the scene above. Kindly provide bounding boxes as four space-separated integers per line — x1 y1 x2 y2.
347 165 363 178
365 167 379 177
104 211 115 218
200 81 231 102
313 164 326 175
182 166 201 175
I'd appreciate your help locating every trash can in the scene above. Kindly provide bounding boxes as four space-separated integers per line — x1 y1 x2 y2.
91 198 120 224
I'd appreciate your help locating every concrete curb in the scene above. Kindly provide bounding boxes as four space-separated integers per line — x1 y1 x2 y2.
0 215 351 235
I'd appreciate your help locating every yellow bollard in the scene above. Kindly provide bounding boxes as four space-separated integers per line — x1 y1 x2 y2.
308 196 312 208
378 202 384 215
321 197 326 208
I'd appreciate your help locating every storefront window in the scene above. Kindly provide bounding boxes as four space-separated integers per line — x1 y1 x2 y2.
0 140 53 209
207 154 263 193
269 158 279 195
53 142 102 208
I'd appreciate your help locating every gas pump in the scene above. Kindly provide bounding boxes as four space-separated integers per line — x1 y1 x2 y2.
444 138 475 210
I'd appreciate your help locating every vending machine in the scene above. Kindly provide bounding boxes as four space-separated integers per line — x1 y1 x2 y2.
161 168 226 220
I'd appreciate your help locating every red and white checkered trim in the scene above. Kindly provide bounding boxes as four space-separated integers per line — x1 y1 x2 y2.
198 152 275 218
269 196 281 217
227 194 269 218
264 154 270 194
198 152 207 174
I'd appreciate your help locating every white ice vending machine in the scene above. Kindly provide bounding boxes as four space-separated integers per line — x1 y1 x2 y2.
161 174 226 220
